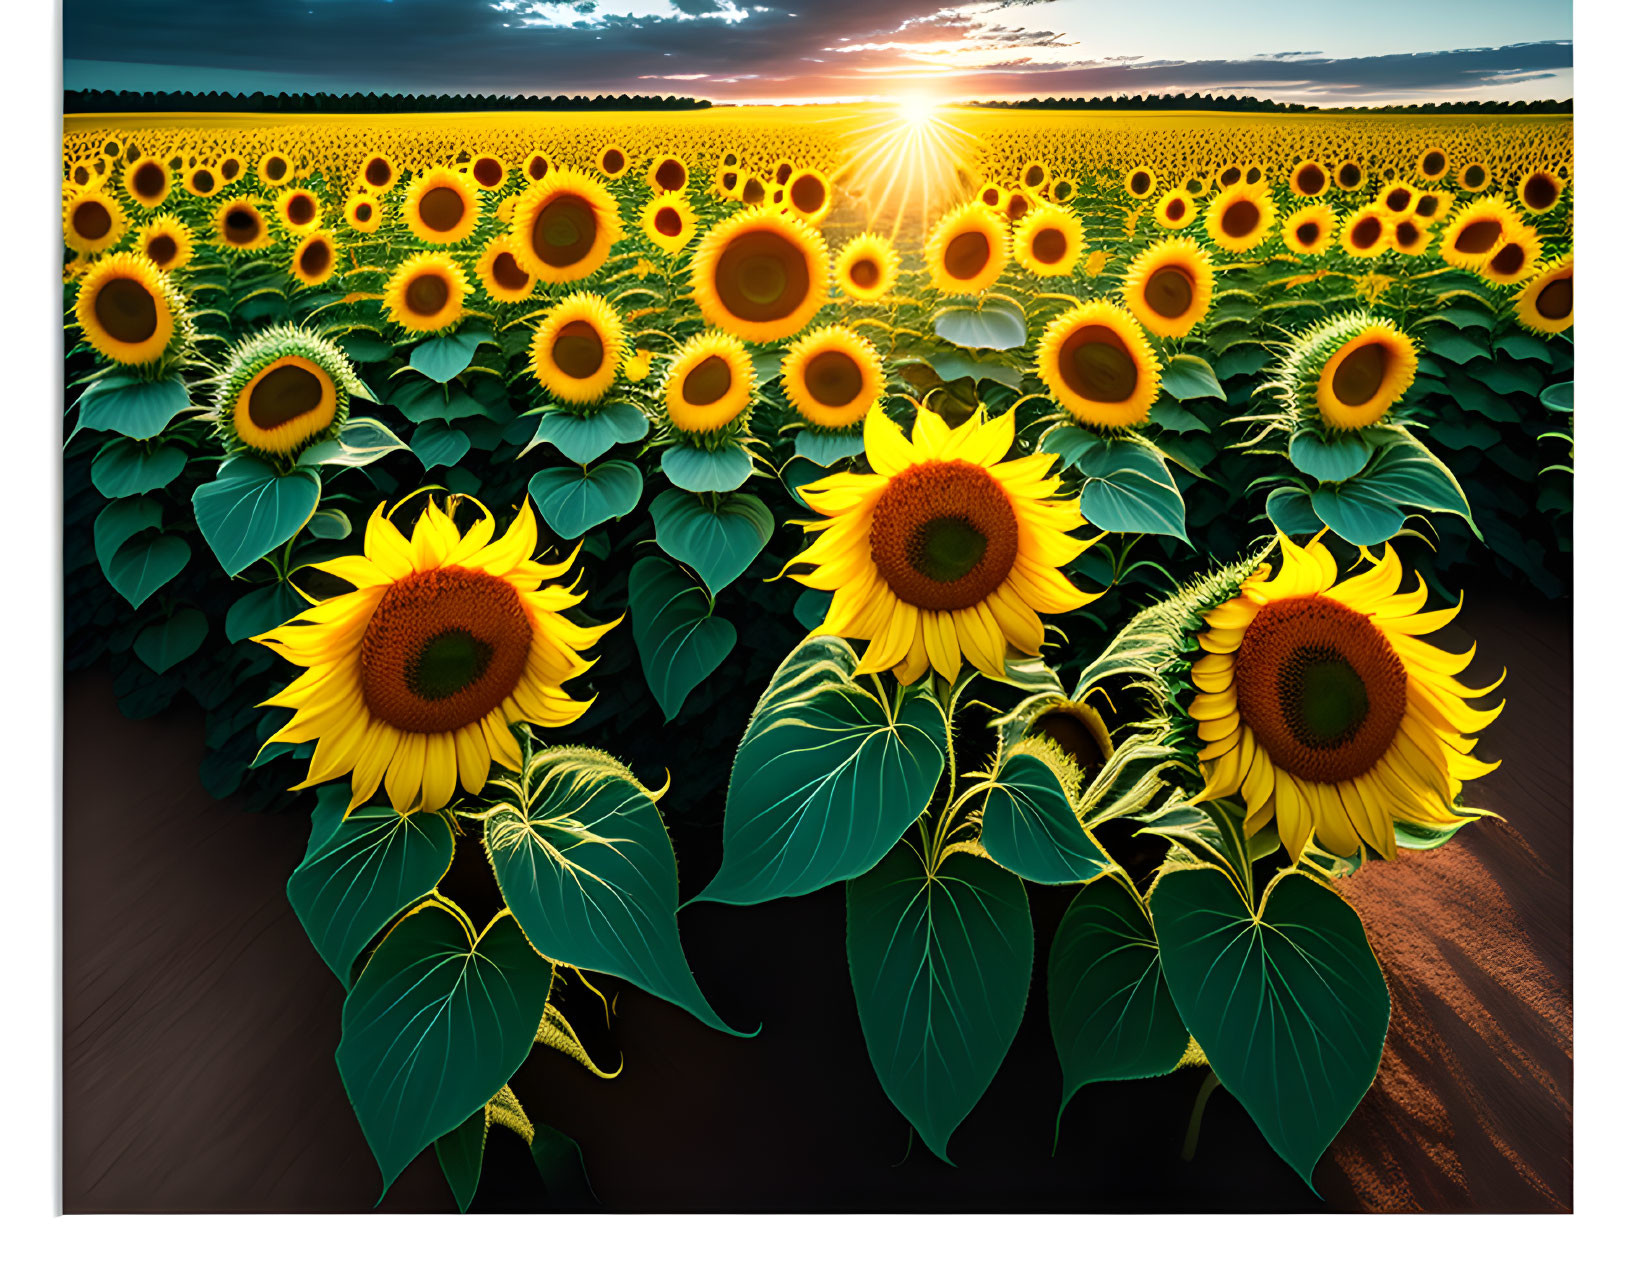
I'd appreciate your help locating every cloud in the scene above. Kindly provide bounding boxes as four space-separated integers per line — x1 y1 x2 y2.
62 1 1571 103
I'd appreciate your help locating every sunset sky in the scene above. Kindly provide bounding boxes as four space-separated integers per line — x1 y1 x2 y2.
63 0 1573 105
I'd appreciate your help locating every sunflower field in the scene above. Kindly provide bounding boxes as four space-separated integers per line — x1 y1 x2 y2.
62 104 1572 1207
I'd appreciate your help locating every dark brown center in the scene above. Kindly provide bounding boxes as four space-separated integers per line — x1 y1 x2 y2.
714 227 811 321
1031 226 1068 264
943 229 992 281
1331 342 1388 406
1221 198 1260 239
530 192 596 267
131 160 166 199
492 251 530 291
681 354 734 406
417 185 465 233
1059 324 1137 404
93 277 159 346
299 239 332 277
406 272 451 316
247 363 325 429
1144 265 1194 319
802 349 864 408
655 158 685 191
73 201 112 240
1535 275 1572 320
1453 217 1502 255
473 157 503 187
551 320 605 381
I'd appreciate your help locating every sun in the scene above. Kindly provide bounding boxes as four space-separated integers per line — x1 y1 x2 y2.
897 93 939 127
831 95 974 239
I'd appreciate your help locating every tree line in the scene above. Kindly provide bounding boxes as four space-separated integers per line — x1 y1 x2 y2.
971 92 1572 114
62 89 712 115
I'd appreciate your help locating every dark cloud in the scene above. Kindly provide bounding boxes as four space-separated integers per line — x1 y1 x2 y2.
62 2 1571 103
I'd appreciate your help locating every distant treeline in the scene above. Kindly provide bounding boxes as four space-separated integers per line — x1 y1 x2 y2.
62 89 712 115
971 92 1572 114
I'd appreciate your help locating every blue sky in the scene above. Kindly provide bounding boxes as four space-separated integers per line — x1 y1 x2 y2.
63 0 1574 104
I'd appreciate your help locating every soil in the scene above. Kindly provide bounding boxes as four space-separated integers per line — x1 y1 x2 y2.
61 595 1570 1213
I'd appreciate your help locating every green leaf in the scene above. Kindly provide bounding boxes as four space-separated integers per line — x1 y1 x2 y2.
846 845 1033 1162
526 403 647 465
307 508 352 541
650 489 774 595
410 420 471 469
296 419 409 469
1540 381 1573 413
108 532 191 608
1150 863 1390 1187
287 808 455 982
932 299 1028 351
922 350 1024 387
434 1107 488 1213
1421 329 1487 366
225 580 305 642
1265 484 1322 536
480 745 747 1036
528 460 644 539
1160 353 1226 401
1313 433 1475 545
627 556 736 721
94 496 163 574
1494 331 1554 364
193 455 322 576
133 608 208 674
700 636 945 905
793 587 832 631
391 374 488 425
78 373 193 440
531 1123 596 1207
661 442 754 493
1050 871 1190 1120
336 904 553 1197
1148 395 1209 436
91 438 187 498
979 750 1115 884
1288 428 1376 484
793 428 865 466
1074 437 1189 541
410 330 485 383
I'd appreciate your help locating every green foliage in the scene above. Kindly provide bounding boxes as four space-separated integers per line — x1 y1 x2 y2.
628 556 736 720
77 373 194 440
192 454 322 576
650 489 775 594
932 298 1029 350
526 402 648 465
528 460 644 540
979 750 1115 884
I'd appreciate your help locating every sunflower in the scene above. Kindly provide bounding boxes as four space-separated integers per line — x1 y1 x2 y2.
781 325 884 430
1456 162 1491 192
1002 190 1033 223
713 167 743 202
1412 190 1454 224
1281 203 1335 255
258 151 294 186
691 207 828 342
344 192 382 233
255 498 614 814
1019 159 1050 191
401 166 479 244
383 251 470 334
835 233 900 302
924 200 1008 295
1285 313 1418 432
215 197 272 251
63 189 127 255
476 234 537 302
73 252 187 368
1049 177 1078 204
1480 224 1543 286
1338 207 1390 259
648 154 688 193
1012 205 1083 278
1439 197 1518 269
596 146 630 180
469 154 507 190
1122 237 1214 338
1124 168 1155 199
663 330 756 440
508 169 622 283
139 215 193 272
218 153 246 186
976 181 1004 209
1154 187 1197 230
1288 159 1330 198
789 401 1097 684
530 292 625 407
1215 164 1244 189
772 158 796 186
215 324 364 460
185 165 220 198
358 153 398 190
1204 183 1275 253
123 156 171 208
740 175 770 206
1517 169 1563 214
283 230 335 286
638 192 697 256
1378 182 1417 215
1334 159 1366 191
1188 534 1500 860
524 151 553 183
278 187 322 234
1388 214 1432 257
1416 147 1450 184
784 168 833 223
1512 254 1573 334
1037 300 1161 430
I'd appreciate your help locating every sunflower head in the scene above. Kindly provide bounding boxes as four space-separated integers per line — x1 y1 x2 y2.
1339 206 1390 259
835 233 900 302
1412 189 1454 225
1281 203 1335 255
291 230 339 286
596 145 630 180
257 151 294 186
1479 224 1543 286
1334 159 1366 191
1203 183 1276 253
185 165 220 199
1379 182 1417 215
524 151 553 183
1124 168 1155 200
977 181 1004 209
383 251 471 334
995 693 1119 796
1019 159 1050 191
648 154 689 193
1049 176 1078 204
139 215 194 273
1456 161 1491 193
925 200 1009 295
530 292 626 408
1512 254 1572 334
1154 187 1198 230
63 188 127 255
784 168 833 223
639 192 698 256
123 156 171 208
663 330 757 445
781 325 884 431
214 323 366 461
788 400 1098 684
401 166 480 244
508 169 622 283
1439 196 1520 270
1416 147 1450 184
1122 237 1215 338
469 154 507 190
255 496 616 814
358 153 398 191
1388 213 1432 257
1288 159 1330 198
73 252 192 370
1267 311 1418 433
690 207 828 342
1517 169 1564 215
216 197 273 252
276 187 322 234
476 234 537 302
1037 299 1161 431
1013 205 1084 278
344 192 383 233
1183 532 1500 860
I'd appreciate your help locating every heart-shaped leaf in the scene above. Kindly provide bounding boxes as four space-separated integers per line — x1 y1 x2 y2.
78 373 193 439
1160 353 1225 401
979 749 1115 884
932 299 1028 350
661 442 754 493
90 438 188 498
529 459 644 539
192 454 321 576
409 329 485 383
1073 436 1189 541
627 556 736 721
527 403 647 465
133 608 208 674
650 489 774 595
297 418 409 469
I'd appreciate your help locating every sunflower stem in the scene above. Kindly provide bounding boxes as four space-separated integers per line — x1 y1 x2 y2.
1180 1071 1221 1163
